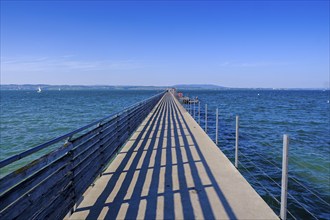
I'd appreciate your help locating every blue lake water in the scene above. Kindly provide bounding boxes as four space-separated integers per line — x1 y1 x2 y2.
0 89 329 219
0 90 161 173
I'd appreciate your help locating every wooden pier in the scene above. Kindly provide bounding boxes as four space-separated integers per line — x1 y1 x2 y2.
69 92 278 219
0 91 278 220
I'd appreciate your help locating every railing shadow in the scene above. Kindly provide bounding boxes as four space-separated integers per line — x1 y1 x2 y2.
72 93 237 219
171 96 237 219
80 94 166 219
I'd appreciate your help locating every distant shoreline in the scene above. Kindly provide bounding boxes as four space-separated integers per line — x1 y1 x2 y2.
0 84 329 91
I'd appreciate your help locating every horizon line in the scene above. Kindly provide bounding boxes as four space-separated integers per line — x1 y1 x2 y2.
0 83 329 90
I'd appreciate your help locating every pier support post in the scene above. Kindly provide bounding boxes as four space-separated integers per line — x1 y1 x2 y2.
205 104 208 133
198 102 201 124
216 108 219 145
280 134 289 220
235 116 239 168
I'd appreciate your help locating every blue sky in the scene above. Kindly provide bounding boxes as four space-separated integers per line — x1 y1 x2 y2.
1 1 329 88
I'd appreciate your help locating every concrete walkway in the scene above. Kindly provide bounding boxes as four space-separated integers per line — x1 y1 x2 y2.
69 92 278 220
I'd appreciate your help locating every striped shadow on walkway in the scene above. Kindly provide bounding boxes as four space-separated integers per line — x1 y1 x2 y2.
69 92 278 220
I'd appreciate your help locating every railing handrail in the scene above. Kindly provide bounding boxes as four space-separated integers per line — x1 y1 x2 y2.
0 91 165 169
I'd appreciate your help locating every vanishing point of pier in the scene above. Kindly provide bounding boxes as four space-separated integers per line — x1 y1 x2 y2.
0 91 278 219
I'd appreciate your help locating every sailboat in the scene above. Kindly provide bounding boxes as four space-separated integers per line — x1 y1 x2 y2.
37 87 42 93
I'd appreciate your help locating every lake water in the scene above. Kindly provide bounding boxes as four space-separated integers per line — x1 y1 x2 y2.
0 89 329 219
0 90 161 174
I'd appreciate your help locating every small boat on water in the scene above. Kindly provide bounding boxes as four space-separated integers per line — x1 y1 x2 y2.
37 87 42 93
188 98 199 104
177 91 199 104
179 95 199 104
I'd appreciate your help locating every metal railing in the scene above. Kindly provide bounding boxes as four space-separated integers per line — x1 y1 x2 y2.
178 94 329 220
180 96 292 219
0 91 165 220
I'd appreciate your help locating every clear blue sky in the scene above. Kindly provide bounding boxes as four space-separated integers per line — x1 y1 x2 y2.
1 1 329 88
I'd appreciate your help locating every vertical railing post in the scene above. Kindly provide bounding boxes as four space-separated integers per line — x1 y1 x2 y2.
115 114 120 154
127 108 131 134
280 134 289 220
66 137 75 216
194 101 196 119
216 108 219 145
235 116 239 168
198 101 201 124
205 104 208 133
97 121 105 176
190 101 191 115
187 101 190 114
189 101 191 114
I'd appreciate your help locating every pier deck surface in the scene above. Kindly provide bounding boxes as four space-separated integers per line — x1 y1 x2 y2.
69 92 278 220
